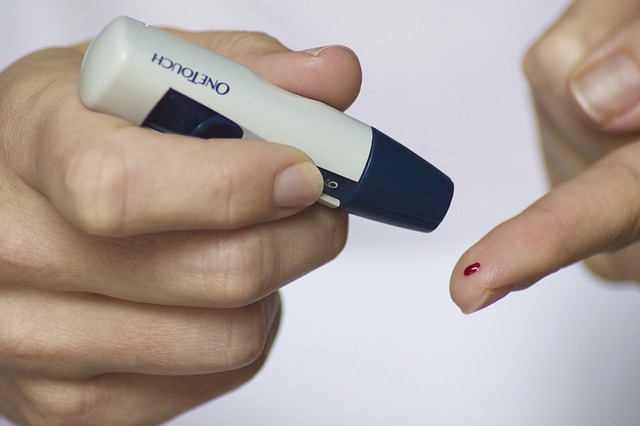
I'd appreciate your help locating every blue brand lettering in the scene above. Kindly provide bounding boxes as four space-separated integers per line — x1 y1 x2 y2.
151 53 230 95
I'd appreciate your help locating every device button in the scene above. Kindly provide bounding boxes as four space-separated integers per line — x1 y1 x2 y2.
143 89 244 139
319 193 340 208
190 113 243 139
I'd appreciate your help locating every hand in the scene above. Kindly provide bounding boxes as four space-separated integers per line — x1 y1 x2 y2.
0 30 361 424
450 0 640 314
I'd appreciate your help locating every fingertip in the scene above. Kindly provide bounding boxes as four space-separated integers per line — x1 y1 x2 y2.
273 161 324 208
450 238 494 314
148 30 363 111
296 45 362 110
450 263 514 315
255 45 362 111
449 214 554 314
305 45 362 110
450 248 511 315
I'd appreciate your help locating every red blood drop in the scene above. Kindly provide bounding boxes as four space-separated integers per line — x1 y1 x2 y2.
464 263 481 276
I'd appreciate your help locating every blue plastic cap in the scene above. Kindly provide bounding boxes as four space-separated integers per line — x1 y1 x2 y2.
340 128 454 232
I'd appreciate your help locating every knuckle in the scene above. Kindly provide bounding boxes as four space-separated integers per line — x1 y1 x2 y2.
209 232 269 308
0 220 48 283
0 301 48 373
208 162 240 227
584 253 629 282
180 209 348 308
328 209 349 258
523 28 586 94
61 141 131 236
18 379 98 426
0 50 59 141
179 231 270 308
595 154 640 248
221 306 269 369
522 34 560 91
310 206 349 261
0 328 32 371
0 299 80 378
214 31 283 58
206 153 272 229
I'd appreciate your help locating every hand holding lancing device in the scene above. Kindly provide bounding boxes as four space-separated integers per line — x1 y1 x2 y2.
0 30 360 424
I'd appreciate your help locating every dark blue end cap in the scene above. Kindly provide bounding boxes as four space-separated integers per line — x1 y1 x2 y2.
340 128 453 233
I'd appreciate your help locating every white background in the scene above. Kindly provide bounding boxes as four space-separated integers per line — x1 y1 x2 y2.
3 1 640 425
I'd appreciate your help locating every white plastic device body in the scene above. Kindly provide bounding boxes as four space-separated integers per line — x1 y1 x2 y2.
80 16 454 232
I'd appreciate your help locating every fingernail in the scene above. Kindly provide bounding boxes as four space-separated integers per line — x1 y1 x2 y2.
571 53 640 124
274 162 323 208
299 45 332 56
462 287 512 315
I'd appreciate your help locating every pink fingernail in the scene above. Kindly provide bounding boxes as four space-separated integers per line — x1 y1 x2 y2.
299 46 331 56
274 162 323 208
571 54 640 124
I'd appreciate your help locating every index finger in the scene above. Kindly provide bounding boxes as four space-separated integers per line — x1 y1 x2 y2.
449 143 640 314
17 34 362 237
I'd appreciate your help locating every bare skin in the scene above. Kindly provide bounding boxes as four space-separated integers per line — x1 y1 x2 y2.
0 30 361 425
451 0 640 313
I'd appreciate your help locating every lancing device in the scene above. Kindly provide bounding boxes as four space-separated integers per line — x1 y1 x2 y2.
79 16 454 232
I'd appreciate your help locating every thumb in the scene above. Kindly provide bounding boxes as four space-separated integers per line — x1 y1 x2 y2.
449 144 640 314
